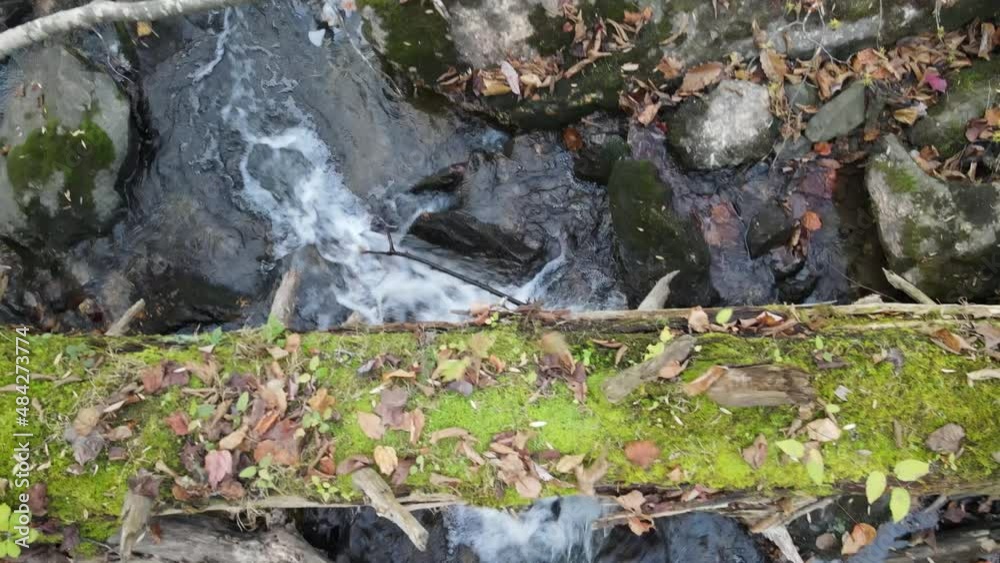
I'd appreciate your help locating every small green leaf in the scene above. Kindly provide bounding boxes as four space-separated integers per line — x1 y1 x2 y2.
715 308 734 325
805 449 824 485
239 466 258 479
308 356 321 372
825 403 840 415
865 471 887 504
889 487 911 522
894 459 930 482
3 539 21 559
236 391 250 413
775 439 805 461
0 504 10 532
644 342 665 361
814 335 825 350
210 326 223 344
297 373 312 384
658 326 673 342
263 315 286 343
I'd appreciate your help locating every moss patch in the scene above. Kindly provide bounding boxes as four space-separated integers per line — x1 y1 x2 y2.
358 0 458 85
2 318 997 546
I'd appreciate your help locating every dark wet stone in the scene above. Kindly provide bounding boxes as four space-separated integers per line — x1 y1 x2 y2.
409 210 544 273
606 159 715 308
747 202 796 258
595 512 767 563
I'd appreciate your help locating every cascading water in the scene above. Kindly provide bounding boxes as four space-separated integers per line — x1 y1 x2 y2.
184 6 571 325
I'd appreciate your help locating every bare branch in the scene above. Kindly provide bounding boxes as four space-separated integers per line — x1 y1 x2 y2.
0 0 256 57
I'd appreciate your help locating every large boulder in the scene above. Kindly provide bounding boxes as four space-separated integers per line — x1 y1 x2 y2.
606 158 713 307
866 135 1000 302
666 80 775 170
0 45 130 248
909 57 1000 156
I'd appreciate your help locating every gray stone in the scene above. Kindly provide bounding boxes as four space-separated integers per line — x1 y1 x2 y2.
747 202 796 258
785 81 820 109
666 80 776 170
909 57 1000 156
606 159 713 307
805 81 867 142
0 45 130 248
865 135 1000 302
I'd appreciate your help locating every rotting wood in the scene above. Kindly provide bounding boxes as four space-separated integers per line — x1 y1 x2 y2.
601 334 694 403
105 299 146 337
352 468 430 551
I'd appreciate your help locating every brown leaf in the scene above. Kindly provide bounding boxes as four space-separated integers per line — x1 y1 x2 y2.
931 328 974 354
742 434 768 470
975 322 1000 349
616 490 646 513
205 450 232 488
679 62 724 94
382 369 416 381
253 438 300 466
555 454 586 474
165 411 190 436
105 425 133 442
408 408 425 445
431 427 474 444
575 455 609 495
307 388 336 414
801 210 823 231
806 418 842 442
760 48 788 83
925 423 965 454
813 141 833 156
73 407 100 437
842 523 877 555
515 475 542 499
627 516 655 535
26 483 47 516
218 478 245 501
357 412 385 440
218 427 246 450
655 56 684 79
141 364 165 394
373 445 398 476
683 365 727 396
636 102 661 126
562 127 584 151
374 386 409 427
624 440 660 470
336 455 372 475
260 379 288 414
687 306 710 333
658 360 685 380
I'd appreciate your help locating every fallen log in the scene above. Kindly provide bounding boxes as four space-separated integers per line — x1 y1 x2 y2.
0 303 997 555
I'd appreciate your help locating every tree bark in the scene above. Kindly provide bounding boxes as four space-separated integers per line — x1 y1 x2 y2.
0 0 254 57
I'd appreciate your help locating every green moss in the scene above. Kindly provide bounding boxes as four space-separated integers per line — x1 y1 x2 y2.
7 117 115 197
3 319 997 549
871 158 918 194
358 0 458 85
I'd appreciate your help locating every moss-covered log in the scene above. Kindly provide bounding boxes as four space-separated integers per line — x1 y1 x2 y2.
1 304 999 554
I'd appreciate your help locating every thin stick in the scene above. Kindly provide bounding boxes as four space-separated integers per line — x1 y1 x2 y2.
364 233 527 306
106 299 146 337
882 268 935 305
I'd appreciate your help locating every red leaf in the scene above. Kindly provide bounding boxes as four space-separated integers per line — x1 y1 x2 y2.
205 450 233 488
165 411 190 436
624 440 660 470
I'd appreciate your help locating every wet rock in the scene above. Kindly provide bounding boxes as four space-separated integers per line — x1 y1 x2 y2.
408 132 626 310
571 113 629 184
666 80 775 170
865 134 1000 302
805 81 867 142
607 159 714 307
910 58 1000 156
786 81 820 109
747 202 796 258
281 245 353 331
300 506 459 563
0 44 130 249
595 512 766 563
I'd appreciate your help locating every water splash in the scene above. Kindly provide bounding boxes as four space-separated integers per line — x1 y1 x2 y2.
204 8 569 325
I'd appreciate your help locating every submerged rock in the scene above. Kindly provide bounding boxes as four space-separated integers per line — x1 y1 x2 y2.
805 81 867 143
666 80 776 170
0 44 130 249
865 134 1000 302
909 57 1000 156
606 158 714 307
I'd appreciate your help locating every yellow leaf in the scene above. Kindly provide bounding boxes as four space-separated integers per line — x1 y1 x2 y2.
136 21 154 37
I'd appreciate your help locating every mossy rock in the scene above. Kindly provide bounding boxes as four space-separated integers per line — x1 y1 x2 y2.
606 159 714 306
909 57 1000 156
0 45 130 248
865 134 1000 302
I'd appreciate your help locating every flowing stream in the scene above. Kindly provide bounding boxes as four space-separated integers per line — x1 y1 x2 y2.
186 6 569 325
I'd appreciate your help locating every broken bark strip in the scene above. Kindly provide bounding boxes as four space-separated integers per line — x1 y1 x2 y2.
2 302 998 546
105 299 146 337
352 468 430 551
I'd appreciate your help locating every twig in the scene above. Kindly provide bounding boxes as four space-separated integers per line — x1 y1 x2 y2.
106 299 146 337
637 270 679 311
352 468 430 551
882 268 935 305
364 233 527 306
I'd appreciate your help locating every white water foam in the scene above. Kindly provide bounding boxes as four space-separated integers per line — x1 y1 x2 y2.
205 8 563 324
446 497 607 563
